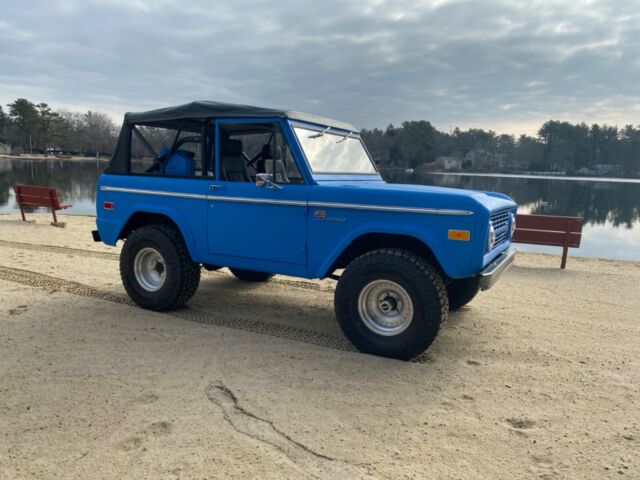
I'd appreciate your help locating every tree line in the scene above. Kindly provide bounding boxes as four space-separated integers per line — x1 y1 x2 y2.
0 98 118 156
362 120 640 175
1 98 638 175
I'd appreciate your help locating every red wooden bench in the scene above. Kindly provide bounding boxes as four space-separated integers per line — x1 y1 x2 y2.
13 184 72 226
512 214 583 269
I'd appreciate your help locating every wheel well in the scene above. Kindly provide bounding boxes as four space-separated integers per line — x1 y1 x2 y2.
119 212 181 240
327 233 444 277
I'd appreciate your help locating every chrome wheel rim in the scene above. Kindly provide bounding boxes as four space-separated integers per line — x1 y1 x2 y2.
357 279 414 336
134 247 166 292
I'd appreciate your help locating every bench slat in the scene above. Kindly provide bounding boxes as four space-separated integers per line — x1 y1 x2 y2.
15 194 57 206
14 185 57 196
513 229 582 248
18 200 57 208
516 214 583 233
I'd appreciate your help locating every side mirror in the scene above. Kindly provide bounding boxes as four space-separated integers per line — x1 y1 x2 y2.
255 173 282 190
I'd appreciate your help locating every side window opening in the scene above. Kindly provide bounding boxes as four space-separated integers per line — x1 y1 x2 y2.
218 122 303 184
130 125 207 177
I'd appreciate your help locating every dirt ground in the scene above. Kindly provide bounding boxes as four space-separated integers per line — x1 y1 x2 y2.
0 213 638 479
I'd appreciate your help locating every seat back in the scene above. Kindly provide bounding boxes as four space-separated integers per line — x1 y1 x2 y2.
163 149 196 176
221 139 249 182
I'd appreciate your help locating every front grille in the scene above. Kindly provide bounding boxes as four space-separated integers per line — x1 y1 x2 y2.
490 209 511 249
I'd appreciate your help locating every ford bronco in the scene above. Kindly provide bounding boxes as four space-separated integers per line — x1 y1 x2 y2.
93 101 517 360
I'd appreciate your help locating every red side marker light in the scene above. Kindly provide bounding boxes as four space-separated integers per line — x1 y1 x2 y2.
103 201 115 210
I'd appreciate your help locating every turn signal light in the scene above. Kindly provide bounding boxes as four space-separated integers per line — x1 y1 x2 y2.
448 229 470 241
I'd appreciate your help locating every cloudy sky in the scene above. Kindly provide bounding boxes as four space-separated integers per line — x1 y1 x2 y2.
1 0 638 135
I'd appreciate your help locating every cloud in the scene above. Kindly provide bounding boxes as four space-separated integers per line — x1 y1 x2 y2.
0 0 638 135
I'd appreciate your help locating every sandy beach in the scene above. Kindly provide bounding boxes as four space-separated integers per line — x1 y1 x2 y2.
0 213 637 479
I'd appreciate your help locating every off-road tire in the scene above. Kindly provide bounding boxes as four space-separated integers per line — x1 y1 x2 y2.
229 268 274 282
335 248 448 360
120 224 200 311
447 277 481 311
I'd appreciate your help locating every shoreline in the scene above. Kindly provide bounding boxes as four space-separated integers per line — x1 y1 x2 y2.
420 171 640 183
3 156 638 181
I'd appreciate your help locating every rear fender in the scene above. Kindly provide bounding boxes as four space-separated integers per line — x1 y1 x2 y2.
99 203 201 260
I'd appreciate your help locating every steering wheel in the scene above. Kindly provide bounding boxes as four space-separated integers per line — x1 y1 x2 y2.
247 144 273 175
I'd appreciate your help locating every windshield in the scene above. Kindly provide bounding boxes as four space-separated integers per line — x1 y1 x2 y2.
293 126 377 174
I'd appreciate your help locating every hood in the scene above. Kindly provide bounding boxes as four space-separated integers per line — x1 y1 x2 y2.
312 179 516 215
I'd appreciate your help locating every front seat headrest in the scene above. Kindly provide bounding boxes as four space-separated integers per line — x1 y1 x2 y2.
222 139 243 156
260 144 271 158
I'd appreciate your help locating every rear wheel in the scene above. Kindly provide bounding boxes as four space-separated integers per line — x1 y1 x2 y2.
335 249 448 360
447 277 481 311
120 225 200 311
229 268 274 282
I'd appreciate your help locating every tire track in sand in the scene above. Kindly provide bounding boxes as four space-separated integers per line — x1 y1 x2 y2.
0 248 433 363
0 265 363 355
0 240 335 293
0 239 119 260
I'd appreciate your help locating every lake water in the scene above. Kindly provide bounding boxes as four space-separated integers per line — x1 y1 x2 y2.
1 158 639 260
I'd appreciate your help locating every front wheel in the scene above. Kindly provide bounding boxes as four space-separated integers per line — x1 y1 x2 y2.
335 249 448 360
120 225 200 311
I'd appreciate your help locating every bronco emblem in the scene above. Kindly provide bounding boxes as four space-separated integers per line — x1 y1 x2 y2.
314 210 326 219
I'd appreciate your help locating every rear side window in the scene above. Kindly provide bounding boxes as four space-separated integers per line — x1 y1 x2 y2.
130 125 207 176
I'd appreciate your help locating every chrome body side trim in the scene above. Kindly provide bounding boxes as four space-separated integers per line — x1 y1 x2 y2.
100 186 474 215
309 201 474 216
207 196 307 207
100 186 207 200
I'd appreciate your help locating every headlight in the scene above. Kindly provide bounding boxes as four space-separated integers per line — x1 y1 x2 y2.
487 223 495 251
510 212 516 236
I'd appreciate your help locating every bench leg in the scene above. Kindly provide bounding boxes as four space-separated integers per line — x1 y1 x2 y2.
561 245 568 269
19 205 26 222
50 208 66 227
561 218 571 269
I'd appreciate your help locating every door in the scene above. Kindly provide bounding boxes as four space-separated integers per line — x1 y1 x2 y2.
207 119 308 267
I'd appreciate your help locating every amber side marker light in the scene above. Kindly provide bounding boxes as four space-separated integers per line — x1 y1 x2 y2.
448 229 471 241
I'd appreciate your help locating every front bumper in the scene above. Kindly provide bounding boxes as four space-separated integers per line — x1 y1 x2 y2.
479 247 516 291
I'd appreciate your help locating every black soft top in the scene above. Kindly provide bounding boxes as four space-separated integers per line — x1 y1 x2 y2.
106 101 355 173
124 100 356 132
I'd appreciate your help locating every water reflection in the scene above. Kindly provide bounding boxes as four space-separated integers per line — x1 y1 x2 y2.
0 158 105 215
385 172 640 229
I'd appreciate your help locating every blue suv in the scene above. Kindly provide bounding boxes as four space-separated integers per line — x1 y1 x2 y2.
93 101 516 360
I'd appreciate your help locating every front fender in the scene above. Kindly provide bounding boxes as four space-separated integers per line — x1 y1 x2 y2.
311 218 476 279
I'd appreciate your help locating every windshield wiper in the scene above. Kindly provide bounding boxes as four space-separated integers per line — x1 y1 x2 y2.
336 131 354 143
308 126 330 139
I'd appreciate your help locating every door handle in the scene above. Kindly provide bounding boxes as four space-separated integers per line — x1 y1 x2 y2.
208 184 226 191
